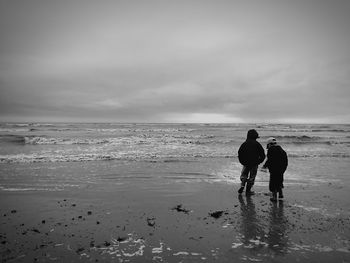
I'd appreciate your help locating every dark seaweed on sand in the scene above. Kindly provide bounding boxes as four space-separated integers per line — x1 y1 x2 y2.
171 204 191 214
117 236 127 242
147 217 156 227
209 211 225 219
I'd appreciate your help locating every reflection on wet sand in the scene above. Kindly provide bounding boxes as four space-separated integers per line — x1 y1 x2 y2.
237 195 289 257
267 200 289 255
238 195 265 246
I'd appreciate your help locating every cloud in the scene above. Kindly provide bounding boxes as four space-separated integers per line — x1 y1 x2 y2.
0 0 350 123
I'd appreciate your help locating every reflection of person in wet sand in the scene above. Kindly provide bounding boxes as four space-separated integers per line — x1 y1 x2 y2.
267 200 289 255
238 195 289 258
238 195 264 247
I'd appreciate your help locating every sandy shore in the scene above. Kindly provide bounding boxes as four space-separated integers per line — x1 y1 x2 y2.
1 177 349 262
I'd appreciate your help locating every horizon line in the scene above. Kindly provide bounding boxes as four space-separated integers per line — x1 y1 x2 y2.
1 121 349 125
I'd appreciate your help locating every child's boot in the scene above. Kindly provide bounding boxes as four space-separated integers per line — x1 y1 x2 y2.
270 191 277 202
278 189 284 199
238 183 245 194
245 184 255 195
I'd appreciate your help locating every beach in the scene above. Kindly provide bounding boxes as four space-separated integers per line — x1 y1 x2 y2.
1 123 350 262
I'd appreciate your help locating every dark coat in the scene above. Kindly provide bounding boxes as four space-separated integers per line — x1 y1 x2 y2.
238 139 265 167
264 145 288 174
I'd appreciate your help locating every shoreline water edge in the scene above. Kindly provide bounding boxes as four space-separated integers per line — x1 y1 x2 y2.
1 123 349 262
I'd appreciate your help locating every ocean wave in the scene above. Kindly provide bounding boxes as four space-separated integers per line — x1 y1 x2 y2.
21 134 218 145
311 129 349 133
1 151 349 164
266 135 349 145
0 128 30 133
10 123 31 127
0 135 26 144
272 135 321 141
23 136 148 145
0 186 66 191
288 152 350 158
1 134 347 147
0 153 120 163
0 150 235 163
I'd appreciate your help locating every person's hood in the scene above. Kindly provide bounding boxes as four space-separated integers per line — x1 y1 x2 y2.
247 129 259 140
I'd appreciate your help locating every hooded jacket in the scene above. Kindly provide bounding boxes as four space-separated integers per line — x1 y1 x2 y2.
238 130 265 166
264 144 288 174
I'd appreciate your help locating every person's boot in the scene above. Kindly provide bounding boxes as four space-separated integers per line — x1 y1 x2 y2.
278 189 284 199
238 182 246 194
270 191 277 202
245 185 255 195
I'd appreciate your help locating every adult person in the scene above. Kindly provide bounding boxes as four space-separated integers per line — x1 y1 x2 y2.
238 129 265 195
262 137 288 201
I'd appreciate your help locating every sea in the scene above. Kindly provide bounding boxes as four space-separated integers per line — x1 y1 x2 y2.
0 122 350 192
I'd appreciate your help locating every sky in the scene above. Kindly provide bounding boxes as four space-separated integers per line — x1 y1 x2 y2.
0 0 350 123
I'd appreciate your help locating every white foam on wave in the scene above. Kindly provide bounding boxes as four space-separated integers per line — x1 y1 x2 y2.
24 136 128 145
0 186 64 192
0 150 235 164
23 133 218 146
0 128 29 132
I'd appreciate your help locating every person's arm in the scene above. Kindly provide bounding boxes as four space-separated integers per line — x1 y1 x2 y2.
262 148 270 169
258 143 266 164
238 144 245 165
282 149 288 171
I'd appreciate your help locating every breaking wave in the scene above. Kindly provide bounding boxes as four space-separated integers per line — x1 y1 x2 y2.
0 152 232 164
20 135 217 146
1 123 349 164
0 134 346 146
1 151 349 164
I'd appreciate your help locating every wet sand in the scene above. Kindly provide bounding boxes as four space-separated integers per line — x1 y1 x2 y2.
0 178 349 262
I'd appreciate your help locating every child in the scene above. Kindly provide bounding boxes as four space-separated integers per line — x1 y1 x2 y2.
263 137 288 201
238 129 265 195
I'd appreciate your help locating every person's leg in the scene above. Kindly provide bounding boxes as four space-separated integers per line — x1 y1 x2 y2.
239 166 249 194
246 165 258 195
270 191 278 201
278 189 283 199
269 173 279 201
278 173 284 198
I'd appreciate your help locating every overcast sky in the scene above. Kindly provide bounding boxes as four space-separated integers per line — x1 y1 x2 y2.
0 0 349 123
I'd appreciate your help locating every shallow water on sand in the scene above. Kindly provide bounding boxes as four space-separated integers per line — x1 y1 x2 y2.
0 156 349 193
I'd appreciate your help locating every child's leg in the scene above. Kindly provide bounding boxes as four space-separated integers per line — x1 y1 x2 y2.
270 191 277 201
269 172 278 201
238 166 249 193
278 189 284 198
278 172 284 198
246 165 258 194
